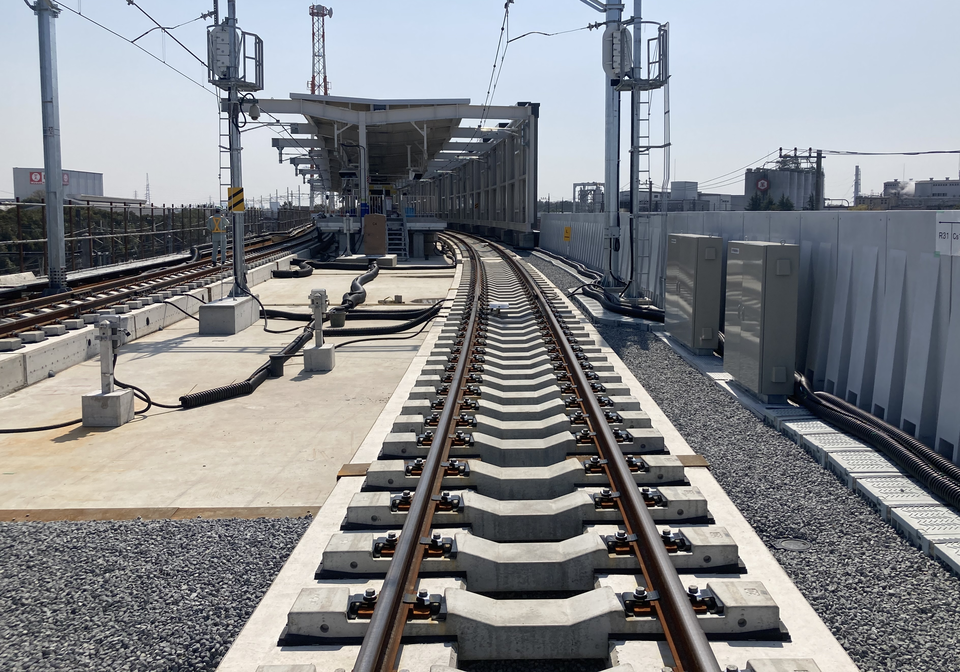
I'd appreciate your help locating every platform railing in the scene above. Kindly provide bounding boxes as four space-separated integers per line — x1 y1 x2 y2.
0 201 312 278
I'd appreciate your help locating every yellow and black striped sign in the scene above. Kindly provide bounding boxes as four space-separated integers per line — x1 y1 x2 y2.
228 187 245 212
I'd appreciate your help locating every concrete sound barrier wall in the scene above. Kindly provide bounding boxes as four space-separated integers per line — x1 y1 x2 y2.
540 210 960 463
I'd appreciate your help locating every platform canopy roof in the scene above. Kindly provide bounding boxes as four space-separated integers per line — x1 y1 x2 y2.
260 93 536 193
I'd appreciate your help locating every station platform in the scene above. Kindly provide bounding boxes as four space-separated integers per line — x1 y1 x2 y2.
0 260 459 516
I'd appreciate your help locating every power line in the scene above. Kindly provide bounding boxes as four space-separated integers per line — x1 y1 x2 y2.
697 149 779 188
57 3 216 97
821 149 960 157
432 1 514 175
125 1 210 68
507 21 605 44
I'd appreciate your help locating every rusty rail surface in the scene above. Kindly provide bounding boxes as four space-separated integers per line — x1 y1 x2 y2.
353 234 482 672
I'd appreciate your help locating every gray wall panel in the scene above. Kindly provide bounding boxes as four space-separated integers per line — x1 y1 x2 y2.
539 209 958 460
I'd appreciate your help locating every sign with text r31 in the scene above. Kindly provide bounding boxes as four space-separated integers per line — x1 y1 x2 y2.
935 214 960 257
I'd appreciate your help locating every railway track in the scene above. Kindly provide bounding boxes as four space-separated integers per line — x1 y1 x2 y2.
0 226 316 339
224 232 848 672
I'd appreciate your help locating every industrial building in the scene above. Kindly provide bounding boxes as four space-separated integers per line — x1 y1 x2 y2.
616 181 746 212
744 165 822 210
12 167 103 201
856 177 960 210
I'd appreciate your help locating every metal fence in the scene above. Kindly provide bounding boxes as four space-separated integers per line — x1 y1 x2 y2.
0 201 312 277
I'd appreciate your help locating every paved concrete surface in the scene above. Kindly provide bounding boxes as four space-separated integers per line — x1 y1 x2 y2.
0 264 457 512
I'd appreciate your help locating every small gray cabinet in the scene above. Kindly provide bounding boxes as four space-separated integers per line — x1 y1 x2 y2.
665 234 723 355
723 241 800 400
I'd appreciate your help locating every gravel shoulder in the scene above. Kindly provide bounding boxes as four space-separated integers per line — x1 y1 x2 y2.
0 517 311 672
522 251 960 672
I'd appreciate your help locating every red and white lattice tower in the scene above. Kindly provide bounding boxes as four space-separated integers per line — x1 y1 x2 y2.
309 5 333 95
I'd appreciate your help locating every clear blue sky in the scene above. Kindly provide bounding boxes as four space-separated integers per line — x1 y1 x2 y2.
2 0 958 206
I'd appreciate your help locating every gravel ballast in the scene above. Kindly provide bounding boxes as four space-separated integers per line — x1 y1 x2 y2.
523 251 960 672
0 517 311 672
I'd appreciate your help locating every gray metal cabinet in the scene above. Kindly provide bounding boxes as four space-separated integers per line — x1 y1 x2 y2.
665 234 723 355
723 241 800 400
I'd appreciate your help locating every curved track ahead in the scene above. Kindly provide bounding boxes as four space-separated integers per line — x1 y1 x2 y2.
213 232 850 672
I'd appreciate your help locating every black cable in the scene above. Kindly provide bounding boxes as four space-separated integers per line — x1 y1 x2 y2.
334 313 439 350
162 299 200 321
793 375 960 509
0 418 82 434
235 286 310 334
125 1 208 67
262 301 448 323
325 302 443 338
110 353 182 412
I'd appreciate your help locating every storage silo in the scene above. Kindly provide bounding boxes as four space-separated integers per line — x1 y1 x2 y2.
789 171 799 208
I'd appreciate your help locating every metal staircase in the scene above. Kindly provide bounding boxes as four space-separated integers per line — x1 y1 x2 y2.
386 218 408 260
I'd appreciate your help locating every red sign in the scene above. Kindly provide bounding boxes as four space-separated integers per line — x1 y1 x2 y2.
26 171 69 186
756 178 770 192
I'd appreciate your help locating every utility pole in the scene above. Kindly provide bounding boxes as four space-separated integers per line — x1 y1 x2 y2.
30 0 67 294
601 2 624 287
224 0 246 294
628 0 642 299
814 149 823 210
208 1 262 296
854 165 861 205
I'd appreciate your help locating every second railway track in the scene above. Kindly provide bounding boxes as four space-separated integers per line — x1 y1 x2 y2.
219 233 858 672
0 227 316 339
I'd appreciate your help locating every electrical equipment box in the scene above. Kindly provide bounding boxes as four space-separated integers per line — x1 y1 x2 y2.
723 241 800 402
665 234 723 355
362 214 387 256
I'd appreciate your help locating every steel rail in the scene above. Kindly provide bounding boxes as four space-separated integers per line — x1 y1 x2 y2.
488 237 720 672
0 230 300 316
0 228 316 338
353 235 482 672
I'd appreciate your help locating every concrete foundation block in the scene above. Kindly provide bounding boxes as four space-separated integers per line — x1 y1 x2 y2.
516 232 536 249
368 254 398 267
82 314 100 324
0 354 26 396
63 319 85 330
304 344 336 372
199 296 258 336
18 331 46 343
82 388 135 427
41 324 66 337
112 304 131 314
0 338 24 351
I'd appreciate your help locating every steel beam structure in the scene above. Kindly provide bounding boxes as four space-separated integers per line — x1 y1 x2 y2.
257 99 533 126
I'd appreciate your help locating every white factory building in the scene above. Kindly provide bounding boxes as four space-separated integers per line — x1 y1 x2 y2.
12 167 104 201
